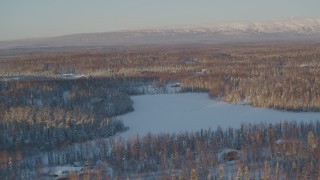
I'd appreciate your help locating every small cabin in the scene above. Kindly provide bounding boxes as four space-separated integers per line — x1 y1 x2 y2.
171 83 181 87
42 166 83 179
218 149 240 161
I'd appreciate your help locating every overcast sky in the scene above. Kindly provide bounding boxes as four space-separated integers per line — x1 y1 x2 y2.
1 0 320 41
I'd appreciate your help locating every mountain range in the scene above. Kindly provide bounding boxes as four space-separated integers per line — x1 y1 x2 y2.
1 17 320 49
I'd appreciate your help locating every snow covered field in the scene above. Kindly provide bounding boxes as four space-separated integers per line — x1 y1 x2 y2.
118 93 320 137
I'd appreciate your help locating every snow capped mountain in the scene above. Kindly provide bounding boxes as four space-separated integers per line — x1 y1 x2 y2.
137 17 320 34
1 17 320 49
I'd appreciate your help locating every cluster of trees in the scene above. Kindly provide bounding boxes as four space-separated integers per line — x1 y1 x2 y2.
1 78 139 113
1 43 319 111
181 45 320 111
0 78 138 174
101 121 319 179
0 106 127 151
1 121 318 179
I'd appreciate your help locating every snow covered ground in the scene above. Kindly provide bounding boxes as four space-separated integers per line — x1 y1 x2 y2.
57 73 87 79
118 93 320 138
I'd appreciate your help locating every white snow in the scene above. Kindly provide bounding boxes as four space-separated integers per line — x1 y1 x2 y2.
63 91 69 103
139 17 320 35
2 17 320 49
58 73 87 79
41 166 83 179
118 93 320 138
275 139 287 145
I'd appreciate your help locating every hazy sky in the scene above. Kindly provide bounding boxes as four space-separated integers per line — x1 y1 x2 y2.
1 0 320 41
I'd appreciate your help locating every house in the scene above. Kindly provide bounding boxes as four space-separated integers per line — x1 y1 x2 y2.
58 73 87 79
42 166 83 179
218 149 241 162
223 149 240 161
182 57 198 65
171 83 181 87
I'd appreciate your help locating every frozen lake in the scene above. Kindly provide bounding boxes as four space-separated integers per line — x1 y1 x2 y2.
118 93 320 137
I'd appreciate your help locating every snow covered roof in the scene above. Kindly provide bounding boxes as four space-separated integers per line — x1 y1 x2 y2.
275 139 287 145
58 73 87 79
42 166 83 178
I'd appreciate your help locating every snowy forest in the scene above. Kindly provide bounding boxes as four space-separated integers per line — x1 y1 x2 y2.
0 42 319 179
1 43 320 111
1 121 319 179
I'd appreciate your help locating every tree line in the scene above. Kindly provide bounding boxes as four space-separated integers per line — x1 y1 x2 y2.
1 43 319 111
1 121 318 179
